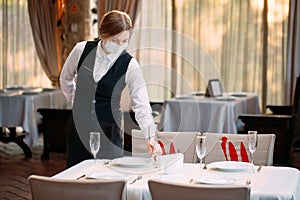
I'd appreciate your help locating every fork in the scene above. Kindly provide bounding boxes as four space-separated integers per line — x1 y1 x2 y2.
76 174 86 180
257 165 262 173
130 175 142 184
246 180 251 185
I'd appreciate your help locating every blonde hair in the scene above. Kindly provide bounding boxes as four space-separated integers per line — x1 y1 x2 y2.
99 10 132 39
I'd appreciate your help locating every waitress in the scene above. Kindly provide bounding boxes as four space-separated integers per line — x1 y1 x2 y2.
60 10 158 168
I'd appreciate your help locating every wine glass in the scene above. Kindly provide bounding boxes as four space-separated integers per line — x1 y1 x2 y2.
196 134 207 170
247 131 258 165
148 125 159 160
90 132 100 163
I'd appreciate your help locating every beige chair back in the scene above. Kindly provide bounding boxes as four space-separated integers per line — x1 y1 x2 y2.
132 130 198 163
204 133 275 165
28 175 126 200
148 179 250 200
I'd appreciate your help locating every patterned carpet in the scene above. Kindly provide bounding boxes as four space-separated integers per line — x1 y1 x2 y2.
0 136 66 200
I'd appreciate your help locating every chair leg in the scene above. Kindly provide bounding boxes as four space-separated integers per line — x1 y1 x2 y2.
41 134 50 160
14 134 32 158
0 127 32 158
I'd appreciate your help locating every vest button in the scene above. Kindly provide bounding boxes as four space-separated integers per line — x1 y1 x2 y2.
92 99 96 103
91 110 95 114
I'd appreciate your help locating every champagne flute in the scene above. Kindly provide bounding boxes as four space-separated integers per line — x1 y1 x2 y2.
196 134 207 170
90 132 100 163
149 125 159 160
247 131 258 165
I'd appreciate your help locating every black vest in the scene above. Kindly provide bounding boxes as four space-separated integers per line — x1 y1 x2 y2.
95 52 132 122
76 40 132 122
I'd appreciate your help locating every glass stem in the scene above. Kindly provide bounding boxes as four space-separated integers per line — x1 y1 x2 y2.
200 159 203 170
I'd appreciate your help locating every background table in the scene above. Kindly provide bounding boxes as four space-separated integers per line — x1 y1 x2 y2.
0 88 67 150
159 93 261 134
53 159 300 200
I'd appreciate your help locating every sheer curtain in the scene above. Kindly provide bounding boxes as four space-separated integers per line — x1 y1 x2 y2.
0 0 51 88
130 0 290 110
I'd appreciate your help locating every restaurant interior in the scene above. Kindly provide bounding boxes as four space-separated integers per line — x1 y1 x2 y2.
1 0 300 199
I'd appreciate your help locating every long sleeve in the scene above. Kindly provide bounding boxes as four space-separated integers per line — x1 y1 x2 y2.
60 41 86 101
125 58 156 138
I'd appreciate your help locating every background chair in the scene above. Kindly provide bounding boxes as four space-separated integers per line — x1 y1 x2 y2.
238 115 293 166
204 133 275 166
238 73 300 166
37 109 71 160
148 179 250 200
132 130 198 163
28 174 126 200
0 127 32 158
123 102 163 155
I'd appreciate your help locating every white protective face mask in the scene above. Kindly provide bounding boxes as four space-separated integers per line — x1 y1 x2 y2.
104 40 128 54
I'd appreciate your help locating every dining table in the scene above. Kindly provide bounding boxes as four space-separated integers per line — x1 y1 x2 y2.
53 158 300 200
159 92 261 134
0 87 68 156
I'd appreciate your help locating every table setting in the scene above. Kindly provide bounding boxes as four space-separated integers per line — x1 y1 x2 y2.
0 86 56 96
160 92 261 134
53 131 300 200
53 155 300 200
179 91 250 100
0 87 67 147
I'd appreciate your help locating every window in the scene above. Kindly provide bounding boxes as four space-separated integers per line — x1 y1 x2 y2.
130 0 289 106
0 0 51 88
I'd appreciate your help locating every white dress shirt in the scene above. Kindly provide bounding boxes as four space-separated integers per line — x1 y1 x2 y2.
60 41 156 138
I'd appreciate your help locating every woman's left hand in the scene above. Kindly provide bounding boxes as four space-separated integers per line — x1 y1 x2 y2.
146 138 162 156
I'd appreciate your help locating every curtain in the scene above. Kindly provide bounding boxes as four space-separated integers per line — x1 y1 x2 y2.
286 0 300 104
128 0 174 101
27 0 62 86
97 0 139 28
130 0 290 110
287 0 300 142
0 0 50 88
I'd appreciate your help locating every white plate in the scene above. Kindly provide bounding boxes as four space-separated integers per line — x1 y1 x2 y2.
22 92 39 95
42 88 56 92
85 171 123 179
176 95 194 99
208 161 252 172
113 157 151 167
190 91 205 96
230 92 247 97
197 175 236 185
5 85 23 90
215 96 236 101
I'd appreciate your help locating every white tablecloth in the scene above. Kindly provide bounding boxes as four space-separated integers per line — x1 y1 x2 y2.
159 93 261 133
0 88 67 146
53 159 300 200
